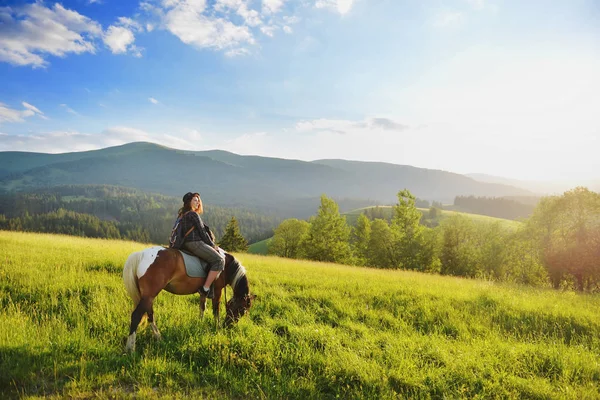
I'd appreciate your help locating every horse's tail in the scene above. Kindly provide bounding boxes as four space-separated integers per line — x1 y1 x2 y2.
123 251 143 307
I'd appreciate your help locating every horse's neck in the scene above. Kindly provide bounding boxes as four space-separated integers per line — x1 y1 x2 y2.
225 257 248 297
233 276 249 298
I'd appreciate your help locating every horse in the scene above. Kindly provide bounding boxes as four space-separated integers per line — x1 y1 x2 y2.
122 246 255 352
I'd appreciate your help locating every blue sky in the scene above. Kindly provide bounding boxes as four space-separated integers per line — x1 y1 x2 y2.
1 0 599 182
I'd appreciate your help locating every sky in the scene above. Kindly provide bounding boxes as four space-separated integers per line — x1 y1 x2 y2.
0 0 599 183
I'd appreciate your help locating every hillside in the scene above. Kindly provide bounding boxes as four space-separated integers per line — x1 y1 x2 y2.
0 142 534 218
466 173 600 195
2 230 599 398
248 206 521 255
343 206 521 228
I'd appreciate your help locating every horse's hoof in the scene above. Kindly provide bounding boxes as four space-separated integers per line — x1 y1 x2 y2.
125 333 136 352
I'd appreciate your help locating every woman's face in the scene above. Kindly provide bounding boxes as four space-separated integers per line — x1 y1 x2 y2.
191 195 203 213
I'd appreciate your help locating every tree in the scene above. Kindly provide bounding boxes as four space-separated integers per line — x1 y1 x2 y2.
439 215 479 277
366 219 398 268
302 195 352 264
526 187 600 291
351 213 371 265
391 189 436 271
500 227 547 286
219 217 248 252
268 218 309 258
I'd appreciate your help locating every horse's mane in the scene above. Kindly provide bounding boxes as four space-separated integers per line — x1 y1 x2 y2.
225 253 248 297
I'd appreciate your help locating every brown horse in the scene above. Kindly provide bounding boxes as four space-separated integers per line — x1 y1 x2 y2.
122 246 255 352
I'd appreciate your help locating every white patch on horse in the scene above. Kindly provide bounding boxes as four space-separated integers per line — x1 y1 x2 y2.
136 246 164 279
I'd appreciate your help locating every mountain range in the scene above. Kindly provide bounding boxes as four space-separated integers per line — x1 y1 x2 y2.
0 142 546 218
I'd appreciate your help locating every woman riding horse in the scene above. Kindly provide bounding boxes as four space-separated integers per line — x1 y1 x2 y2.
179 192 223 298
122 192 255 352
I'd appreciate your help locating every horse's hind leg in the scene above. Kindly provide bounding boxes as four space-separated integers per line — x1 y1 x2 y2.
126 296 154 352
148 303 161 340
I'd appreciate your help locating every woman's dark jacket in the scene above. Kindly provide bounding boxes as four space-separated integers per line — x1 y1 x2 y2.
181 211 216 247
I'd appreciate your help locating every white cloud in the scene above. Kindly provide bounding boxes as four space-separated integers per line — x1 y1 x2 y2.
0 126 196 153
262 0 286 15
295 117 408 134
237 4 262 27
148 97 159 104
283 15 300 24
22 102 43 115
315 0 354 15
104 26 135 53
103 17 144 56
260 25 277 37
225 48 251 57
0 104 28 124
116 17 143 32
216 0 262 26
0 3 102 67
215 0 244 10
0 102 45 124
141 0 349 55
203 117 417 165
60 104 80 115
161 0 255 50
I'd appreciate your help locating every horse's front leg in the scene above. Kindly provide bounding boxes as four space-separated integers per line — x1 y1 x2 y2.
212 288 223 327
199 292 207 319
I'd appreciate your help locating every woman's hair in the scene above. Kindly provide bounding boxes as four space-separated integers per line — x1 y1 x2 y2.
179 192 200 216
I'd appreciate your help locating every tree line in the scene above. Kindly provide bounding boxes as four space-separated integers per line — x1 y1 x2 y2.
453 195 537 220
0 185 278 244
268 188 600 292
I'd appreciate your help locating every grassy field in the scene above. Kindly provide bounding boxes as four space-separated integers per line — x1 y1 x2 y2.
343 205 522 229
2 230 600 399
248 237 271 255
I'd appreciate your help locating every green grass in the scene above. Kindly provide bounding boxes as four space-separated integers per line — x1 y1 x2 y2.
343 205 521 229
248 237 271 255
2 230 600 399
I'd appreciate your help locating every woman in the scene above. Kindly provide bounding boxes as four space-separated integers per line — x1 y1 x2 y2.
179 192 225 298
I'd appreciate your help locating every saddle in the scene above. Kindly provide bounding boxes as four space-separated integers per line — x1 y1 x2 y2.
178 249 209 278
178 247 227 278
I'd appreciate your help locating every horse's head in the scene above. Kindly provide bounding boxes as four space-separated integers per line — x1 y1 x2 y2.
225 294 256 327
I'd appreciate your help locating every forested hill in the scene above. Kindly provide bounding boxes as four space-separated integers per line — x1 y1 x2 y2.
0 142 533 217
0 185 280 244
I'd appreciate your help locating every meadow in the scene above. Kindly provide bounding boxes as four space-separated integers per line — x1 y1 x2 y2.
1 230 600 399
342 206 522 228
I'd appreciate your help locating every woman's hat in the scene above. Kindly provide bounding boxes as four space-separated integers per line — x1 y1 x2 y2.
182 192 194 203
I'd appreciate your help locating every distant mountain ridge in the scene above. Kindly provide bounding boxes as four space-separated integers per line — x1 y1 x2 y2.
466 173 600 195
0 142 534 218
